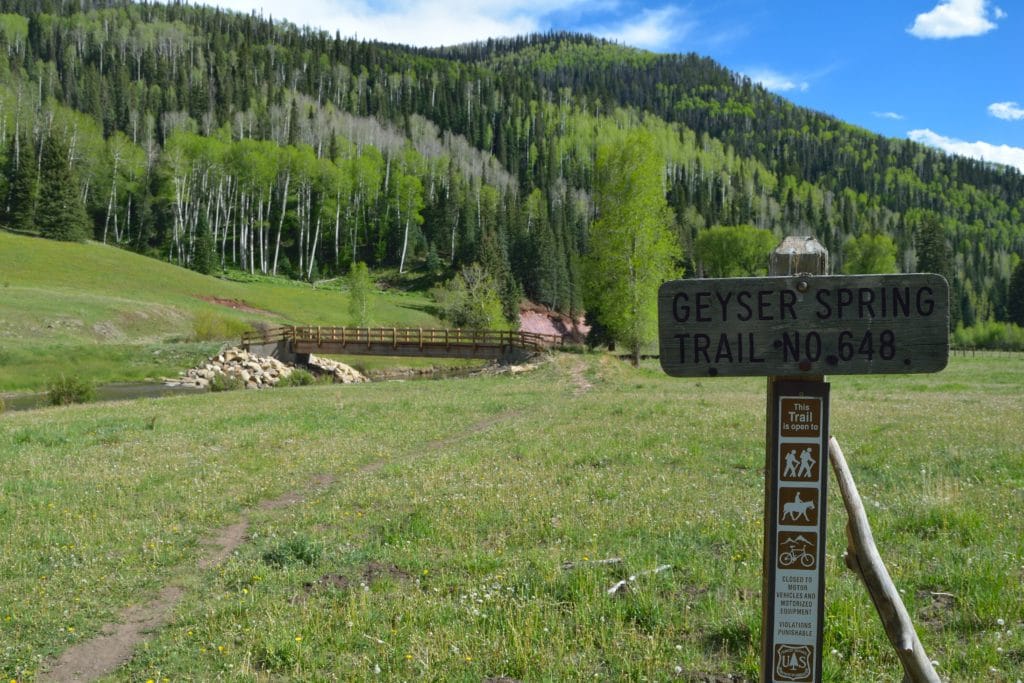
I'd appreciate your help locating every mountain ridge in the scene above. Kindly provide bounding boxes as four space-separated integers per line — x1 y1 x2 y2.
0 1 1020 325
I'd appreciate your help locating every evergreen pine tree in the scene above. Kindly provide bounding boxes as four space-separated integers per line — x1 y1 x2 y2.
915 214 951 277
1008 260 1024 327
36 135 89 242
6 135 38 232
191 213 215 274
915 212 957 328
425 241 442 274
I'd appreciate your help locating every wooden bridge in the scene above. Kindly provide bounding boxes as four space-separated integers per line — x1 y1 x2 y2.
241 325 564 361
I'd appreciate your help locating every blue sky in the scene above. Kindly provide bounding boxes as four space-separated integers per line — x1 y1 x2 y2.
204 0 1024 171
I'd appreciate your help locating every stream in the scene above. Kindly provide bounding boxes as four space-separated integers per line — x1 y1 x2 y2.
1 382 208 413
1 365 487 413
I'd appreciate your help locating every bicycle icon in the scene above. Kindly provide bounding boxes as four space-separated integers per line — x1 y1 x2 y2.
777 531 817 570
779 547 816 568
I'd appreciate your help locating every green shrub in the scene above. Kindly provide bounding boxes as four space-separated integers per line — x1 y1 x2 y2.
47 375 96 406
209 372 245 392
0 395 5 414
431 263 508 331
276 368 316 387
952 321 1024 351
191 310 253 342
261 535 322 566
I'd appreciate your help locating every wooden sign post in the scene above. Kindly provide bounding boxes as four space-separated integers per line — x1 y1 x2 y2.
657 236 950 683
762 238 829 683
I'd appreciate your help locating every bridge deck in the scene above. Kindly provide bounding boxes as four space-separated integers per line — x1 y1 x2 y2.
242 325 563 360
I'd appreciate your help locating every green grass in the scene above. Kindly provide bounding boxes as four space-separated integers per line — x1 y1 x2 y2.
0 353 1021 681
0 231 441 390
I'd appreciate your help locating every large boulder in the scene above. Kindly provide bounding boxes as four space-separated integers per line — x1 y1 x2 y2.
307 355 369 384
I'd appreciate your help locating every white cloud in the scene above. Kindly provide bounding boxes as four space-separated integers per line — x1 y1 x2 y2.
908 129 1024 172
585 7 697 51
873 111 905 120
200 1 699 50
204 0 583 46
988 101 1024 121
202 0 706 52
908 0 1000 39
746 68 809 93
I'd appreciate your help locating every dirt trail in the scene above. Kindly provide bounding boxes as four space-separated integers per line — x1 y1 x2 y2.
42 585 185 682
570 361 593 396
41 408 525 680
40 477 334 682
422 410 523 452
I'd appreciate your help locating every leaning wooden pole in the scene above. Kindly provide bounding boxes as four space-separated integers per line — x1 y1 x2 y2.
827 437 940 683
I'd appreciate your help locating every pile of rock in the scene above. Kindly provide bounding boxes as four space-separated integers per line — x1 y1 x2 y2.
308 354 369 384
169 347 367 389
170 347 293 389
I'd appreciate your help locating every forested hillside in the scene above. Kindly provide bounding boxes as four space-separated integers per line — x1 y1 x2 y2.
0 0 1021 328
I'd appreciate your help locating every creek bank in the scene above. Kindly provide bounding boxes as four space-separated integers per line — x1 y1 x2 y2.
0 382 206 413
0 353 540 414
362 358 541 382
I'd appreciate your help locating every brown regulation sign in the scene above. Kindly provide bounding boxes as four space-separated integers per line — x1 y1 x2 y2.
658 274 949 377
765 381 830 683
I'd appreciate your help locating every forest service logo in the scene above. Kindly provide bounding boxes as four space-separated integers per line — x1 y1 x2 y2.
774 643 814 682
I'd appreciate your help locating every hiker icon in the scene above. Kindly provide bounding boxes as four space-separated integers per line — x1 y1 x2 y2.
798 448 816 478
781 445 819 480
783 449 799 477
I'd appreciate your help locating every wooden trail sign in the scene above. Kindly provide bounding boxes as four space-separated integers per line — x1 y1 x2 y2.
658 273 949 377
656 237 948 683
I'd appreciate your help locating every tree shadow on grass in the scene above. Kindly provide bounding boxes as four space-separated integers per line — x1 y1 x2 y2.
701 621 754 654
396 301 443 319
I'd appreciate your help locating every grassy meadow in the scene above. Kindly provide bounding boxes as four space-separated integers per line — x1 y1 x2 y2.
0 231 440 391
0 352 1021 681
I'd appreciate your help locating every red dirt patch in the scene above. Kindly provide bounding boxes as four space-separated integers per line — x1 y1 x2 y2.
198 295 277 317
518 303 588 342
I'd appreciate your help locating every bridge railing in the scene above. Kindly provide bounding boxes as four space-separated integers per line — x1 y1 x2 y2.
292 326 563 350
242 325 564 351
241 325 295 346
